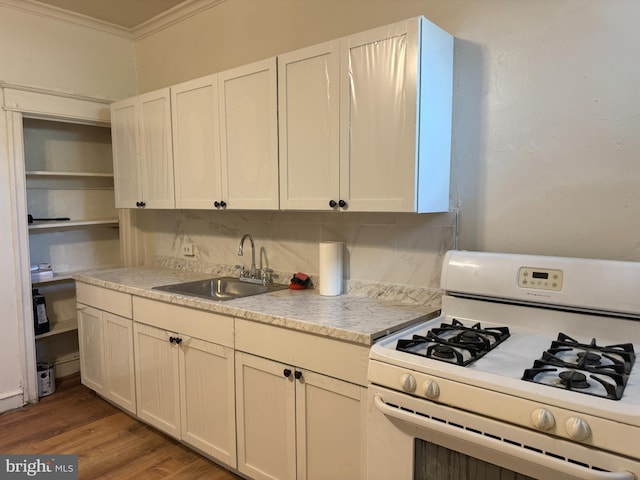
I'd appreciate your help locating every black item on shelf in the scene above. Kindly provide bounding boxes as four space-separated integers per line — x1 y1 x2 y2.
27 214 70 224
32 289 50 335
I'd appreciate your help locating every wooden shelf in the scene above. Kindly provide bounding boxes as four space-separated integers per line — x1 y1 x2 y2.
26 171 113 178
26 171 114 190
35 318 78 339
31 266 119 286
21 115 117 381
28 219 119 232
32 272 73 285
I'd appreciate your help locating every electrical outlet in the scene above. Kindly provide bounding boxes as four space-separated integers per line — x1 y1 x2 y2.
182 243 196 257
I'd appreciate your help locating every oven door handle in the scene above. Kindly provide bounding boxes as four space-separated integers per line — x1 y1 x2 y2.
373 395 635 480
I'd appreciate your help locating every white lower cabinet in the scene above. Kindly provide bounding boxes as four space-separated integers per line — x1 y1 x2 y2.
132 297 236 468
180 336 235 463
76 283 135 414
78 285 368 479
236 352 296 480
295 367 366 480
102 311 136 413
77 304 105 393
133 322 181 436
235 319 368 480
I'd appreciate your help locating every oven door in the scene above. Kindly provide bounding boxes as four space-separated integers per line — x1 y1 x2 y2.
367 386 638 480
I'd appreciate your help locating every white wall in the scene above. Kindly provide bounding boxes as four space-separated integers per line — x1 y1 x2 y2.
446 1 640 259
134 0 640 278
0 5 136 99
0 3 136 407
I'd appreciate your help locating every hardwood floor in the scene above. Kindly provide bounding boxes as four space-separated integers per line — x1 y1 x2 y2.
0 374 242 480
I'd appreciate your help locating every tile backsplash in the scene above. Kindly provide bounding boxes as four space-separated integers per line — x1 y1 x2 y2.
146 209 456 305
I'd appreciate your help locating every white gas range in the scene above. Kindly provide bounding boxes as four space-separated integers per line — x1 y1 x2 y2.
367 250 640 480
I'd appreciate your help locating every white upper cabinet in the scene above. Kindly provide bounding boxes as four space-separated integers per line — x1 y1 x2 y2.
278 41 341 211
279 16 453 213
171 75 222 209
111 88 175 209
170 58 279 210
218 58 279 210
138 89 175 208
111 16 451 213
111 97 139 208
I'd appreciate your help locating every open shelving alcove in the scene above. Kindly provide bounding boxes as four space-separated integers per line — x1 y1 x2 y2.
4 85 123 402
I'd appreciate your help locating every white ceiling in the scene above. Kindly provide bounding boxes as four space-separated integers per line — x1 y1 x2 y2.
33 0 188 29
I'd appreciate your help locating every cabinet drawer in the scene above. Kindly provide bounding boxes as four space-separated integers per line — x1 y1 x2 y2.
235 319 369 386
76 282 132 318
133 297 233 347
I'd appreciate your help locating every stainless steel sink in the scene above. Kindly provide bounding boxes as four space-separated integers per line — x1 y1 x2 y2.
152 276 287 301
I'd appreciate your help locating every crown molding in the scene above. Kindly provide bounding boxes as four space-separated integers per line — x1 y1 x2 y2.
0 82 112 104
0 0 132 38
133 0 227 40
0 0 227 41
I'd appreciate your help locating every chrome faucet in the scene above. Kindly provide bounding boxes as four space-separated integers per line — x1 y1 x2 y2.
238 233 257 279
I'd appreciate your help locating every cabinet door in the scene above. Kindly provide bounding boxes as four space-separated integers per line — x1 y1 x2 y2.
133 322 180 438
138 88 175 208
236 352 296 480
296 370 367 480
339 19 420 212
179 337 236 467
77 304 105 394
111 97 141 208
172 75 223 209
103 312 135 414
218 58 279 210
278 42 340 211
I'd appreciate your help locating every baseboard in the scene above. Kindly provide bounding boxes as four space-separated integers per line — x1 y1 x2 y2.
0 388 25 413
54 356 80 378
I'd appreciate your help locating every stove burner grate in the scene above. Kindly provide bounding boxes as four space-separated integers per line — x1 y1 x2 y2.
396 319 510 367
522 333 635 400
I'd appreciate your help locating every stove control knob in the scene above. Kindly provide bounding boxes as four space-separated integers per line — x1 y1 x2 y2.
565 417 591 441
530 408 555 431
423 380 440 400
400 373 417 393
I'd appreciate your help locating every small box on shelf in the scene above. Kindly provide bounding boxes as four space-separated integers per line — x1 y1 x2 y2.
31 263 53 282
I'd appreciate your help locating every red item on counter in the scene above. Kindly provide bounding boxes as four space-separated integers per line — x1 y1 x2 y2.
289 272 311 289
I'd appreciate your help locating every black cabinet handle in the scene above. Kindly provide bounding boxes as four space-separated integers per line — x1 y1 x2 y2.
220 201 227 209
338 199 347 208
175 337 182 345
294 371 303 380
329 200 337 208
139 201 146 208
283 368 292 378
214 201 220 208
169 336 175 344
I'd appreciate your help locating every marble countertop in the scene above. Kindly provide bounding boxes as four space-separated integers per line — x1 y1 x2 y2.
73 267 438 346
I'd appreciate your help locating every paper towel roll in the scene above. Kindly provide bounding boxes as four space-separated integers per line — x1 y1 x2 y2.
319 241 343 296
